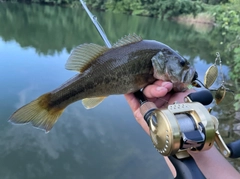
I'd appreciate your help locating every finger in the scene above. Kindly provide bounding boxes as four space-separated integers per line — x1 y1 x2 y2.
124 94 150 134
168 89 195 104
124 93 140 112
133 108 150 135
143 81 173 98
153 81 173 92
154 81 173 91
153 93 172 108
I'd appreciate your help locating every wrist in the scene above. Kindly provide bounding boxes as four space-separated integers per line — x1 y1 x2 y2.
187 146 240 178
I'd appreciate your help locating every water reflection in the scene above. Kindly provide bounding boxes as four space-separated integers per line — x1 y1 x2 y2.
0 2 239 179
0 2 231 63
0 34 172 179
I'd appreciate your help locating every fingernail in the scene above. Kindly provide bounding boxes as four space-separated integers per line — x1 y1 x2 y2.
156 87 163 91
162 82 173 91
162 82 171 87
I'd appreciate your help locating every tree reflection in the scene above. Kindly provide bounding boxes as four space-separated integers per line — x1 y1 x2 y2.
0 2 231 64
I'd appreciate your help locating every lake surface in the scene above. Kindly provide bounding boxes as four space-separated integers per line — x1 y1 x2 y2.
0 2 239 179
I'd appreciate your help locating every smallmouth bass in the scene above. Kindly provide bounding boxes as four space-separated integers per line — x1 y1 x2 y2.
9 34 195 132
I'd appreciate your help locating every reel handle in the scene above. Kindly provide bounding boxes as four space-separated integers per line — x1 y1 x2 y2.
134 89 213 106
186 90 213 105
227 140 240 158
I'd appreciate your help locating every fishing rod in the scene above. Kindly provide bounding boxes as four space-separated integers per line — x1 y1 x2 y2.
78 1 240 178
79 0 112 48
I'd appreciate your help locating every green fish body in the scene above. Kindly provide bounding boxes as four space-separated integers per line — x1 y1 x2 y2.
9 35 195 132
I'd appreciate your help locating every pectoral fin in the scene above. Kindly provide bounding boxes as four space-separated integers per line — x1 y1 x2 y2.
66 44 108 73
82 97 107 109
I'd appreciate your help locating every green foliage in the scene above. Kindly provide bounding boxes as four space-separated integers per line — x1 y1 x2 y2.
199 0 229 5
207 1 240 109
86 0 105 10
3 0 205 20
103 0 204 20
211 4 240 73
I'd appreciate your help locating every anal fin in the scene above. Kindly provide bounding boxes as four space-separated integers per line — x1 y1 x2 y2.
82 97 107 109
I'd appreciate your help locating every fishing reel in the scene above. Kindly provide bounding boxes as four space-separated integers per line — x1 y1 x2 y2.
135 90 240 159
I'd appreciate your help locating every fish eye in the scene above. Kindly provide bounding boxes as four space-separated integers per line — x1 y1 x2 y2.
179 58 186 66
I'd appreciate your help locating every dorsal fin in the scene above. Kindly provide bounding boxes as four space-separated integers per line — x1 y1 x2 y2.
65 43 108 73
112 34 142 48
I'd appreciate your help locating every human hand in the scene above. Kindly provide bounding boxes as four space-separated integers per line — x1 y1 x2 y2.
125 82 240 178
124 80 194 134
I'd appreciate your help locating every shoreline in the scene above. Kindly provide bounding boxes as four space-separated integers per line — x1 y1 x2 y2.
173 13 216 26
172 13 216 33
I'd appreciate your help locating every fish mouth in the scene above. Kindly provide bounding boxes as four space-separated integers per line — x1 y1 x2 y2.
173 82 188 92
172 67 196 92
181 67 196 83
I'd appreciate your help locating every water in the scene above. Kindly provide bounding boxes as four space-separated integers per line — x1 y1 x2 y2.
0 2 239 179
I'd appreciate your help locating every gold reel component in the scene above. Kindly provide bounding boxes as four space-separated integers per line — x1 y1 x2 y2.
148 102 216 158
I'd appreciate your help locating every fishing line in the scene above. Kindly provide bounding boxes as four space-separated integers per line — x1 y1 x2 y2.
79 0 112 48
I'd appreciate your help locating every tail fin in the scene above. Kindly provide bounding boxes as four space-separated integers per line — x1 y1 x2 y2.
9 93 64 132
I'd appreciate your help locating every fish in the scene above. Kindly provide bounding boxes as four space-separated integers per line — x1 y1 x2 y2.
9 34 196 132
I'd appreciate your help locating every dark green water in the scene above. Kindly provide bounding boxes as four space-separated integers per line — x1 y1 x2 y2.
0 2 239 179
